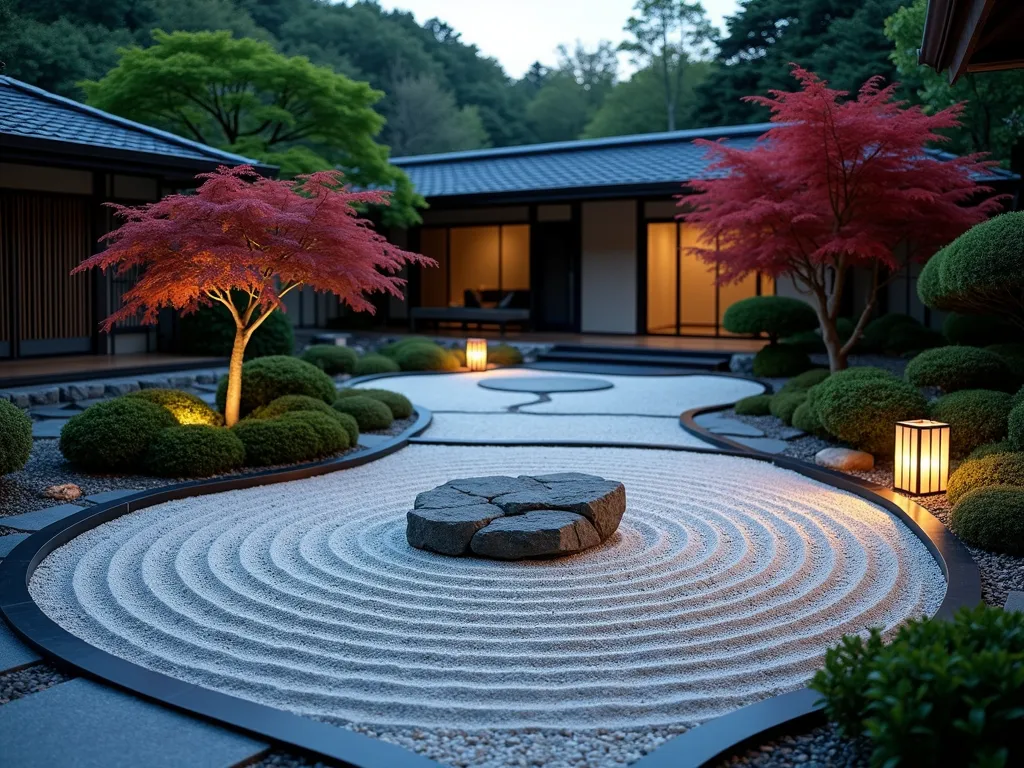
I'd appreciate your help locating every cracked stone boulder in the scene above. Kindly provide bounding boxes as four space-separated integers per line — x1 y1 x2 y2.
406 472 625 559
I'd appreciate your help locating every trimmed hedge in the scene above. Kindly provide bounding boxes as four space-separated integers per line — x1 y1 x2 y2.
379 336 436 358
353 354 400 376
929 389 1013 458
488 344 523 366
951 486 1024 554
231 417 324 467
336 388 413 419
814 369 927 454
215 356 336 417
811 605 1024 767
769 391 807 425
277 411 349 456
778 368 830 394
60 397 177 472
332 395 394 431
943 312 1019 347
178 302 293 360
300 345 358 375
332 411 360 447
884 322 944 355
127 388 222 426
734 394 773 416
791 400 825 436
904 346 1016 393
1011 400 1024 451
249 394 361 446
859 313 918 352
0 400 32 475
969 440 1015 460
947 452 1024 505
752 344 812 378
394 342 461 372
988 343 1024 387
144 425 245 478
782 317 856 354
722 296 819 342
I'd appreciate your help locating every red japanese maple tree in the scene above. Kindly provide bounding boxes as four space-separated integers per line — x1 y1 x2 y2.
76 165 431 425
683 66 1005 371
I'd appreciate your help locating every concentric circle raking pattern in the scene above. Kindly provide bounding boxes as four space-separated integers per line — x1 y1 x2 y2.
31 445 945 730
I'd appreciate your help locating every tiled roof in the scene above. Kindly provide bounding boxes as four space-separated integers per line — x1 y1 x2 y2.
0 76 269 170
392 124 1016 199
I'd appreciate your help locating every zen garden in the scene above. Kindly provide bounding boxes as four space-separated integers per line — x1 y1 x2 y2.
1 1 1023 768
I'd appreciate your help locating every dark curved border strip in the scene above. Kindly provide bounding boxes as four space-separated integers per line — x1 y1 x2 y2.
0 408 445 768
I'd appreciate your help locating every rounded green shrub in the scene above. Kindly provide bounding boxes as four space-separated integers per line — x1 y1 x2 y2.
791 400 825 436
904 346 1015 393
394 342 460 372
1011 401 1024 451
1015 385 1024 409
300 345 358 375
781 329 825 353
354 354 400 376
178 302 294 360
951 486 1024 554
215 356 337 417
248 394 360 447
752 344 812 378
144 425 245 478
734 394 773 416
968 440 1014 460
943 312 1019 347
336 388 413 419
231 417 324 467
814 371 927 454
488 344 523 366
448 348 467 368
811 604 1024 767
60 397 177 472
379 336 435 358
332 396 393 431
859 313 919 352
947 452 1024 505
0 400 32 475
277 411 349 456
929 389 1013 458
722 296 818 342
332 411 359 447
884 322 944 355
778 368 830 394
988 343 1024 386
126 388 222 426
769 391 807 425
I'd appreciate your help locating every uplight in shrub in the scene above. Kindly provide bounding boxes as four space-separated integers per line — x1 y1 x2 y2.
894 419 950 495
466 338 487 371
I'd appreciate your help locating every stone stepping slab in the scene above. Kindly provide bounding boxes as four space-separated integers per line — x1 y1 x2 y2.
84 489 139 505
1006 591 1024 612
0 679 268 768
0 620 40 673
0 533 29 558
693 412 765 438
30 405 84 419
2 504 86 532
729 436 790 455
31 419 69 439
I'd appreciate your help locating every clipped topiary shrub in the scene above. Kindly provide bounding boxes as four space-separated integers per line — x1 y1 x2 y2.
231 417 324 467
734 394 773 416
336 388 413 419
929 389 1013 458
778 368 830 394
905 346 1016 393
353 354 400 376
300 345 358 376
0 400 32 475
752 344 812 378
884 322 944 355
1011 400 1024 452
769 391 807 425
127 388 222 426
60 397 177 472
215 355 336 417
722 296 819 343
178 301 294 360
943 312 1020 347
379 336 435 358
859 313 919 352
814 370 927 454
448 348 467 368
332 411 359 447
811 604 1024 767
144 425 245 478
332 395 394 431
276 411 349 456
781 329 825 353
791 400 826 436
951 486 1024 554
249 394 339 421
988 343 1024 387
394 342 460 372
947 452 1024 505
488 344 523 366
969 440 1014 460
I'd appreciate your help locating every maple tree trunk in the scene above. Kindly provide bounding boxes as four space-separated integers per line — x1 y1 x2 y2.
224 327 247 427
809 296 848 373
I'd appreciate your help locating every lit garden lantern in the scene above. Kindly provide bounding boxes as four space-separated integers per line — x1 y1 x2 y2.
894 420 950 495
466 338 488 372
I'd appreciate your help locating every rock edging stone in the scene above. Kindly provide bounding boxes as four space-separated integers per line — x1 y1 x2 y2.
407 472 625 560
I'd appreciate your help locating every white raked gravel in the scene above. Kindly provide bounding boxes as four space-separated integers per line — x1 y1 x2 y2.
31 444 945 767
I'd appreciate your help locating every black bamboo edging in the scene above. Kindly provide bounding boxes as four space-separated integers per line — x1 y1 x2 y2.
0 407 445 768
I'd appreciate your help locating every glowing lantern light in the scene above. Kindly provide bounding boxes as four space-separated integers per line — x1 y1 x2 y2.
466 338 488 372
894 420 950 495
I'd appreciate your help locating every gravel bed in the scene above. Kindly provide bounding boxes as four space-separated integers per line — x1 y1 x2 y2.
0 662 71 706
364 414 418 438
715 723 870 767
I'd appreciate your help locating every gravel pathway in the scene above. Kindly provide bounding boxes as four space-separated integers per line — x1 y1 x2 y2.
716 723 871 767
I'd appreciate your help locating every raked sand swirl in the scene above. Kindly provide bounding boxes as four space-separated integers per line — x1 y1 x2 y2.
31 444 944 739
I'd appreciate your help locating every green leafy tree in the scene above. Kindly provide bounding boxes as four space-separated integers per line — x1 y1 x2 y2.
885 0 1024 165
384 73 489 156
81 29 422 225
525 41 618 143
620 0 717 131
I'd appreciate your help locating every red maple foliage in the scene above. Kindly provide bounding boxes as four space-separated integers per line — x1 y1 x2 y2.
76 165 432 425
682 66 1006 371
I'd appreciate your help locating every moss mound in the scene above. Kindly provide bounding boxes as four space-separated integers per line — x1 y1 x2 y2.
814 370 927 455
905 346 1015 393
734 394 772 416
947 452 1024 505
929 389 1013 458
60 397 177 472
216 356 336 417
752 344 812 378
951 486 1024 554
0 400 32 475
300 345 359 375
769 391 807 425
354 354 400 376
144 425 245 478
332 395 394 431
127 388 222 426
336 388 413 419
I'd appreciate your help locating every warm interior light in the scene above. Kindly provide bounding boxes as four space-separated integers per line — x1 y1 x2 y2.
466 338 488 371
894 419 950 495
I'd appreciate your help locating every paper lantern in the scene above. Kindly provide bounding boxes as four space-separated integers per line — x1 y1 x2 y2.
894 420 950 495
466 338 488 372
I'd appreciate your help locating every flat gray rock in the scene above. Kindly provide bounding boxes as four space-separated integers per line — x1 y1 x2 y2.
0 620 40 673
414 485 484 510
447 475 543 499
407 504 504 555
493 478 625 539
0 679 267 768
1005 591 1024 613
3 504 86 532
815 447 874 471
31 419 68 439
470 510 601 559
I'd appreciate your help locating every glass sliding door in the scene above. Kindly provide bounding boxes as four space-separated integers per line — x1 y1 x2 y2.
418 224 530 307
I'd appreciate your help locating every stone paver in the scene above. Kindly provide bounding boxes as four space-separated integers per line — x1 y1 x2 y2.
31 419 69 439
0 533 29 558
729 436 789 454
0 679 268 768
0 621 40 673
83 489 140 505
1006 591 1024 612
29 405 82 418
2 504 86 532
